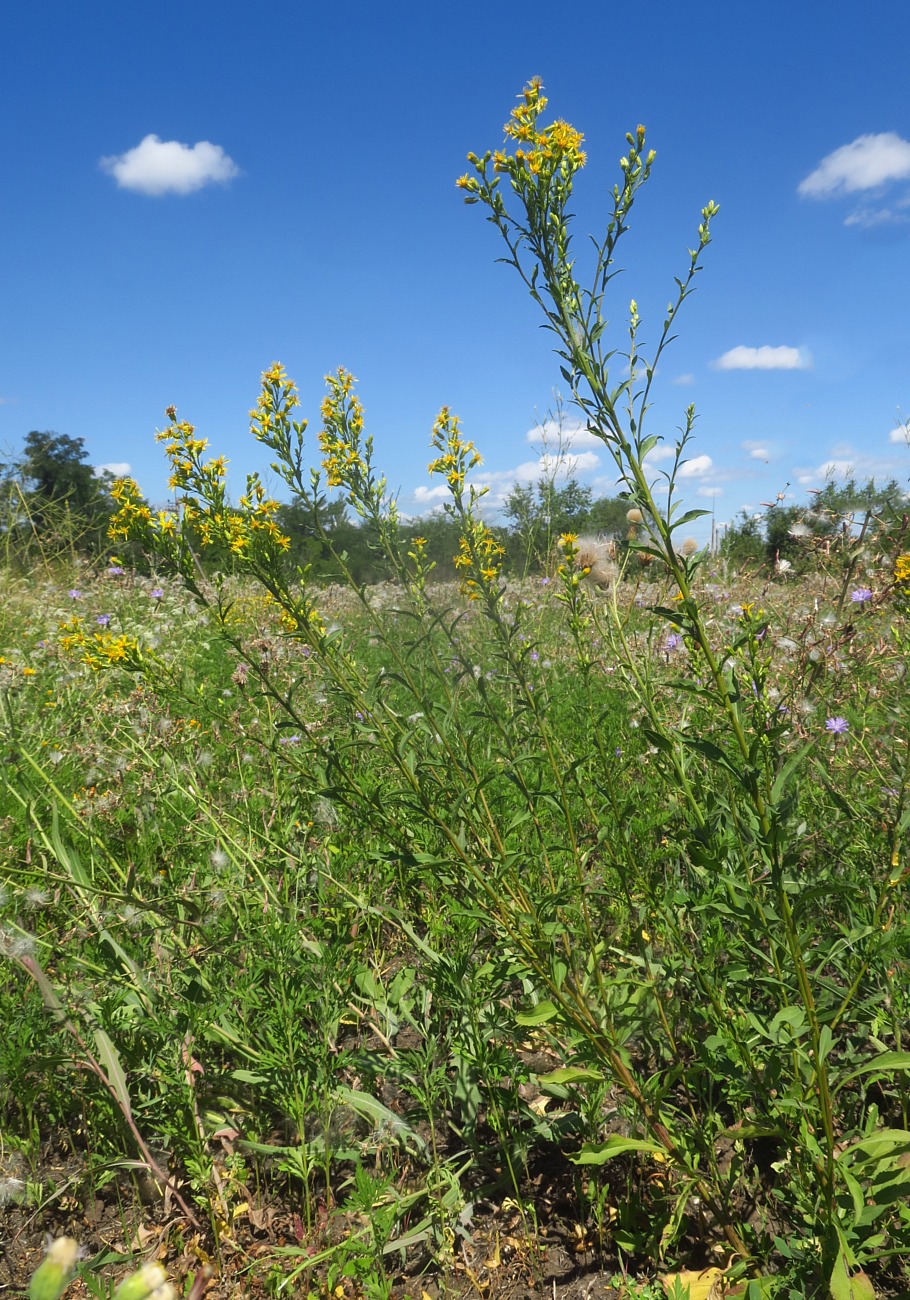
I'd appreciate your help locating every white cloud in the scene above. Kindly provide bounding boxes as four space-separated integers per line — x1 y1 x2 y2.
799 133 910 198
696 485 722 498
642 443 676 463
525 419 603 450
794 443 910 489
100 134 240 196
96 461 131 478
844 205 910 230
742 441 770 461
538 450 600 473
713 345 809 371
673 373 695 386
888 424 910 444
412 484 450 505
677 454 714 479
408 446 603 515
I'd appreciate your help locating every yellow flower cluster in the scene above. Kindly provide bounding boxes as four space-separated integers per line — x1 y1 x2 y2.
428 408 482 495
556 532 591 586
59 617 140 672
250 362 301 441
456 79 586 196
110 408 290 561
896 553 910 584
320 368 369 489
108 478 154 542
453 527 505 600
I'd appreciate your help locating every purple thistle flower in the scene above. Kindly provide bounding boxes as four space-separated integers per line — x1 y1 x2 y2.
825 716 849 734
850 587 873 604
107 565 125 576
68 589 81 600
95 614 111 627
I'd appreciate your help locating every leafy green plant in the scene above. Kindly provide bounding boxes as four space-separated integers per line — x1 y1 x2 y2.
3 80 910 1300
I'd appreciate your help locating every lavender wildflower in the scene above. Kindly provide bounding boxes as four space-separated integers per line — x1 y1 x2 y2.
96 614 111 627
850 587 873 604
825 716 849 735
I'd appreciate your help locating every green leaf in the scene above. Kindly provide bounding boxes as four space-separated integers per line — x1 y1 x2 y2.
828 1243 876 1299
837 1052 910 1091
571 1135 665 1164
93 1029 133 1120
837 1128 910 1164
539 1066 604 1087
516 999 559 1026
335 1085 428 1153
667 508 709 531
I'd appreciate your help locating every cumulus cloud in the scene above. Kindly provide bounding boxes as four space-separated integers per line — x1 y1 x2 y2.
96 461 132 478
643 443 676 464
412 484 450 506
100 134 240 196
525 419 603 450
799 133 910 198
677 454 714 479
743 441 771 461
409 446 603 515
888 424 910 444
795 442 910 489
713 345 809 371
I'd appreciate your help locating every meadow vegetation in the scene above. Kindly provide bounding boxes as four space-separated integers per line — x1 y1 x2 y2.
3 81 910 1300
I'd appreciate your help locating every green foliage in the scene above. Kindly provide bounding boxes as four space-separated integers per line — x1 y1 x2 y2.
0 431 126 567
504 476 615 574
2 82 910 1300
722 476 908 575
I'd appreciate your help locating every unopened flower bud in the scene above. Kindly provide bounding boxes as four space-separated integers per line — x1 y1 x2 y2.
626 508 643 524
29 1238 80 1300
113 1263 169 1300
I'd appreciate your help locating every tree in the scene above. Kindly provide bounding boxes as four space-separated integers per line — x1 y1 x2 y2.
2 430 121 561
720 477 908 573
504 476 593 573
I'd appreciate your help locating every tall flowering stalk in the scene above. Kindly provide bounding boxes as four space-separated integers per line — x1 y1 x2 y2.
97 86 910 1293
458 81 910 1289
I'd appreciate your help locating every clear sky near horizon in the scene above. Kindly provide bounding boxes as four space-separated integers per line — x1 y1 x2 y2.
3 0 909 539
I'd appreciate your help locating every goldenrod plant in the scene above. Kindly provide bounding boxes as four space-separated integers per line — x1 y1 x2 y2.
2 84 909 1298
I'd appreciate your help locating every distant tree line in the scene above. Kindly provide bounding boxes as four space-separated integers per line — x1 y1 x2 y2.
720 478 909 574
4 428 905 581
0 430 635 580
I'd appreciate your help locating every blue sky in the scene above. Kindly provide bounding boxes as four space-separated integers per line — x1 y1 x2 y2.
3 0 910 540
